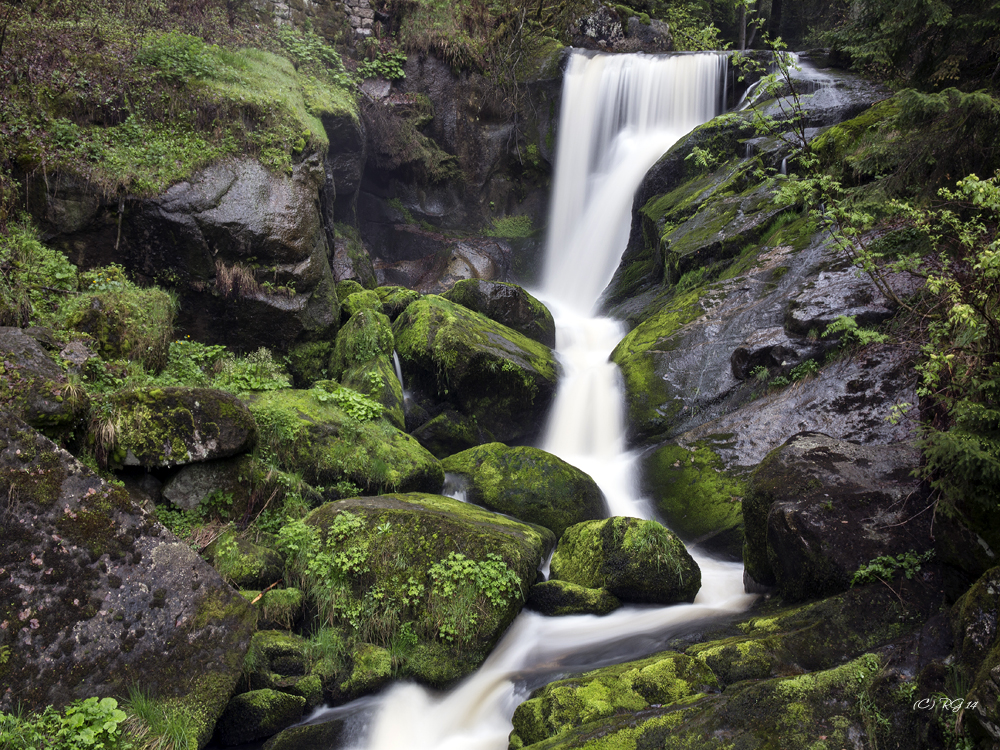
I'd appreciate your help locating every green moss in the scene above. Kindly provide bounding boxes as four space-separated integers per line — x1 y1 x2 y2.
331 308 395 378
341 289 384 319
336 280 366 302
441 443 604 537
642 440 746 559
610 290 704 442
510 650 717 747
340 643 392 695
686 635 779 686
550 518 700 604
527 580 621 617
286 341 333 387
375 286 422 321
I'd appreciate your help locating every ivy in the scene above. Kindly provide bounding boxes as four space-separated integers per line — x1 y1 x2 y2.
852 549 934 586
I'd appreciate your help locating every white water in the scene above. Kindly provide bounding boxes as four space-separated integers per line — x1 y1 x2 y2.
345 51 752 750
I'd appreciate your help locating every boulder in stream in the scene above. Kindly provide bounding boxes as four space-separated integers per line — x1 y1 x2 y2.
550 517 700 605
441 443 605 537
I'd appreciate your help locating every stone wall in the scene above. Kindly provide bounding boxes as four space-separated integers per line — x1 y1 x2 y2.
252 0 374 40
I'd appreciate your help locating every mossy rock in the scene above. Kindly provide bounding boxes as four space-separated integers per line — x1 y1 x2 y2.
294 493 553 689
332 222 377 289
392 295 559 446
410 408 498 459
550 518 700 605
375 285 422 321
509 650 718 747
442 279 556 347
335 279 365 301
340 355 405 430
213 688 305 746
330 308 394 378
263 719 346 750
609 290 705 444
341 289 383 320
286 340 334 387
525 580 621 617
339 643 392 697
107 387 256 469
640 439 746 560
0 327 88 438
205 532 284 589
240 588 304 631
246 388 443 496
685 634 780 686
442 443 605 537
951 566 1000 744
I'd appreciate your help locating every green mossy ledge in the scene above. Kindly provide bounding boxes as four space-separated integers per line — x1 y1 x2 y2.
442 443 606 538
298 493 554 690
609 290 706 444
392 295 560 446
0 416 255 747
509 650 719 748
639 439 746 561
550 518 700 605
213 688 306 747
246 388 443 496
106 386 256 469
525 580 622 617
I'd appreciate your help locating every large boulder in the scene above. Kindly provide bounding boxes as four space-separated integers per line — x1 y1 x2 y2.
0 416 255 746
245 387 443 496
287 493 553 691
393 295 559 447
0 327 87 436
330 307 405 429
441 443 605 537
550 518 700 605
442 279 556 347
213 689 306 746
742 432 930 599
104 387 256 469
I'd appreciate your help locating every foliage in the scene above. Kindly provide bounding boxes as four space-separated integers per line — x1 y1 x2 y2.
0 697 130 750
483 214 534 238
789 358 819 381
427 552 521 643
213 348 291 393
852 549 934 586
357 50 408 81
822 315 891 346
312 384 384 421
0 216 77 326
136 32 215 83
122 687 195 750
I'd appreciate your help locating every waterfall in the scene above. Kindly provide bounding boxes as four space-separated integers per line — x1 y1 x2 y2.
345 50 752 750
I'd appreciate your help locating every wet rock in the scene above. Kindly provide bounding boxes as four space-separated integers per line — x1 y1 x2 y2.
263 718 347 750
639 437 745 560
107 387 256 469
409 408 498 459
161 458 245 511
442 279 556 347
951 566 1000 744
550 517 700 605
393 295 559 447
0 327 87 436
204 531 284 590
331 224 377 288
625 17 672 52
442 443 605 537
244 388 443 495
0 417 255 745
331 307 404 429
509 650 716 747
525 580 621 617
299 494 552 690
375 285 421 321
742 431 929 599
373 231 513 293
214 689 306 746
572 3 625 49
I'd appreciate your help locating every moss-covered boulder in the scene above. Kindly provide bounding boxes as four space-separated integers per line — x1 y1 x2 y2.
161 457 247 511
509 651 718 748
550 518 700 605
213 689 306 746
0 327 88 437
263 719 346 750
205 531 284 589
335 279 365 301
330 308 404 429
951 566 1000 745
410 408 498 459
0 417 255 746
105 387 256 469
375 285 421 321
341 288 383 319
246 387 443 496
525 580 621 617
240 588 305 631
392 295 559 446
442 279 556 347
332 222 377 289
441 443 605 537
742 432 929 599
640 438 746 560
285 493 552 691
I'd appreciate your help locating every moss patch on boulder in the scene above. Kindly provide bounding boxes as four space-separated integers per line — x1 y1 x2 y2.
441 443 605 537
442 279 556 347
213 688 305 746
550 518 700 605
525 580 621 617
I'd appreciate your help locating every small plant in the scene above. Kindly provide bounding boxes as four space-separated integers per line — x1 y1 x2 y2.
852 549 934 586
750 365 770 382
313 385 384 421
789 359 819 381
122 686 195 750
357 50 408 81
684 145 719 173
483 215 534 238
822 315 890 347
0 696 130 750
215 348 291 393
770 375 790 388
214 261 259 299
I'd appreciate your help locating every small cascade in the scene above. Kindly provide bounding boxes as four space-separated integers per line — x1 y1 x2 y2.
349 50 753 750
392 350 405 393
780 156 788 175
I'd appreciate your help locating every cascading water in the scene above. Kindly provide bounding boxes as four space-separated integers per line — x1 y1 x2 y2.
337 50 755 750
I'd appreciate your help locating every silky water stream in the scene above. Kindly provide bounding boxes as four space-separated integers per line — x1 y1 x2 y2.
308 50 757 750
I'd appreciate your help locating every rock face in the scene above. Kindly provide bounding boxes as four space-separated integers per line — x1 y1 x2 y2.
742 432 929 599
108 387 256 469
550 518 700 605
0 416 255 746
296 494 553 688
442 443 605 537
393 295 559 449
442 279 556 347
952 566 1000 745
0 327 87 436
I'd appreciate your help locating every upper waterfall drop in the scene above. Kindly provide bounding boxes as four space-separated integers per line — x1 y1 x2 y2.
541 51 728 313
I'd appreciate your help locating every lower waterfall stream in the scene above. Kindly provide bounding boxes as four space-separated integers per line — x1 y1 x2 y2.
309 50 758 750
